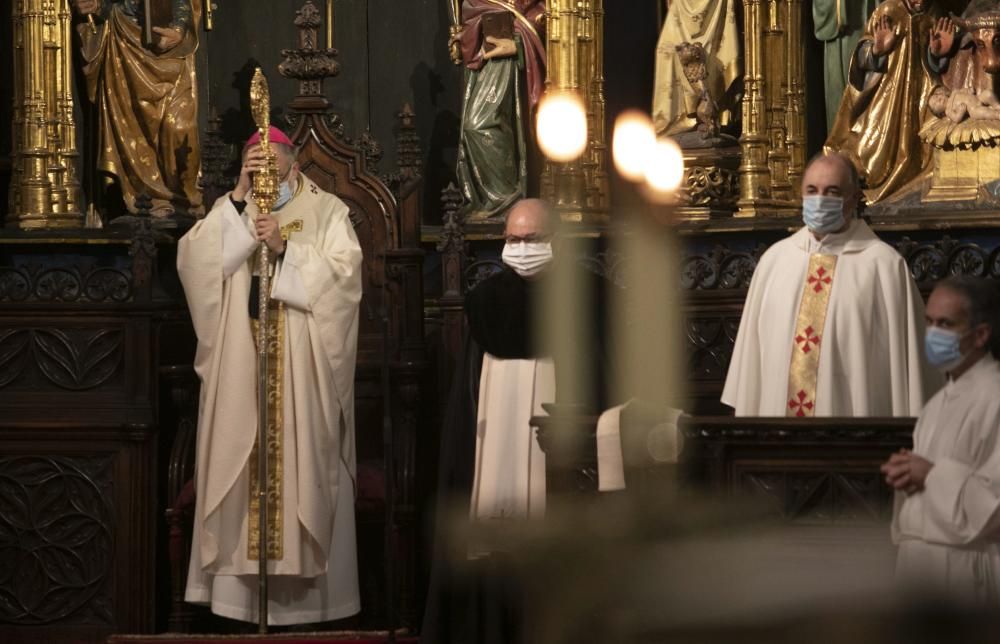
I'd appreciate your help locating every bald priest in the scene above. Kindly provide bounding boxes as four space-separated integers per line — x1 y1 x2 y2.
722 153 940 417
178 127 363 624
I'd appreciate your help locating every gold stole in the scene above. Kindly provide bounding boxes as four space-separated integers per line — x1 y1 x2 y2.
247 218 303 561
786 254 838 417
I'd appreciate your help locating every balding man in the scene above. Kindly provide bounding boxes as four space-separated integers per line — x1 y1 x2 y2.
723 153 940 416
883 277 1000 602
466 198 557 522
423 199 551 644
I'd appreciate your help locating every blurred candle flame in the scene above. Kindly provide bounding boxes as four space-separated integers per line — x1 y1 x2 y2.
612 111 656 182
536 91 588 163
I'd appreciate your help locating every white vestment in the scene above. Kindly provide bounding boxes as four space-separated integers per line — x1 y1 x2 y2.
722 220 940 416
470 355 555 521
178 176 363 624
892 354 1000 603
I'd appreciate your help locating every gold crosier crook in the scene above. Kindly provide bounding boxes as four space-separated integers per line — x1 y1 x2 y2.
248 67 279 634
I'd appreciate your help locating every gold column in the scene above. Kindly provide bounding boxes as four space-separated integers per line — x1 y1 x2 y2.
8 0 83 229
764 0 791 203
737 0 769 216
737 0 803 217
541 0 609 224
784 0 805 193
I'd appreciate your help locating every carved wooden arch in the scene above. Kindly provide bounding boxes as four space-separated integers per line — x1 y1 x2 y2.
288 112 398 362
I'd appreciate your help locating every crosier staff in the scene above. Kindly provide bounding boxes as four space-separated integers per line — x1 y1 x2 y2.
447 0 463 64
248 66 279 634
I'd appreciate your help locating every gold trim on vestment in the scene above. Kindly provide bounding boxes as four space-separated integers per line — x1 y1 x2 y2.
281 219 304 239
786 254 838 417
482 0 540 40
249 300 285 561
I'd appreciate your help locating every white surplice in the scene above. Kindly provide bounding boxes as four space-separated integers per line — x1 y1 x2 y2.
177 176 363 624
722 220 940 416
892 354 1000 603
469 355 555 522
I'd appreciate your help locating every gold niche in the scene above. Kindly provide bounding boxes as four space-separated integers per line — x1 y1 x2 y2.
541 0 610 224
9 0 84 229
737 0 806 217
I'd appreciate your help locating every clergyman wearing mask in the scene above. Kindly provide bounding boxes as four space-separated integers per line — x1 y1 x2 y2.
461 198 557 525
722 152 942 416
883 277 1000 603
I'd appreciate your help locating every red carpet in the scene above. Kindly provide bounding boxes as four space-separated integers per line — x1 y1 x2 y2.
107 632 416 644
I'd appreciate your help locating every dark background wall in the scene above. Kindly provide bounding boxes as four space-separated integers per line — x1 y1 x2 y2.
194 0 465 221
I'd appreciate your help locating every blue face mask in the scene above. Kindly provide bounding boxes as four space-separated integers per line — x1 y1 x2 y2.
925 327 967 372
274 179 293 210
802 195 846 234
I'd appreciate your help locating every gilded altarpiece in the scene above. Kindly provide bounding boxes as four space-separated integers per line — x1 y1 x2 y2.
542 0 610 223
738 0 807 217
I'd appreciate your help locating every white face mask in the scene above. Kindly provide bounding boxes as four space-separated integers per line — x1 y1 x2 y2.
802 195 846 234
274 168 297 210
501 241 553 277
274 181 293 209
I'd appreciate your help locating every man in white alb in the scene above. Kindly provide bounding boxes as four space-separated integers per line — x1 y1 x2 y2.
722 152 940 416
466 198 557 522
883 277 1000 603
178 126 363 624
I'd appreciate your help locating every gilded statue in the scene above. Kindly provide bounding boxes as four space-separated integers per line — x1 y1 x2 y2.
813 0 879 132
449 0 546 221
825 0 945 203
651 0 741 139
72 0 203 218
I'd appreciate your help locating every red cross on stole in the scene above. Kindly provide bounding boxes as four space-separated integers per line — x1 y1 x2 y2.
786 254 838 417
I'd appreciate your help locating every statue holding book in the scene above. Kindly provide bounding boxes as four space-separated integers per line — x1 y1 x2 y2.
72 0 203 218
448 0 546 221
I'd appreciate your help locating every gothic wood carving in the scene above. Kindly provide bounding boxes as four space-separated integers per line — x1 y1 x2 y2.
0 455 116 626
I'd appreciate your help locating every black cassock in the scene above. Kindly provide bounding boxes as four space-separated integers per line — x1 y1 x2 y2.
420 263 611 644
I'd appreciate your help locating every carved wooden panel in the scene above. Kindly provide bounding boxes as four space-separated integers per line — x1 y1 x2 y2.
0 431 156 644
0 455 116 626
0 327 124 391
0 230 173 642
678 417 914 533
680 234 1000 293
0 266 132 303
0 320 146 424
685 314 741 382
734 463 893 523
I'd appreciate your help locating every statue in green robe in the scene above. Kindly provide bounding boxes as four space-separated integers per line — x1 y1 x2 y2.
450 1 546 221
814 0 880 132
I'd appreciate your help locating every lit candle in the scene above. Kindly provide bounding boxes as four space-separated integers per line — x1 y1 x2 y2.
326 0 334 49
535 91 588 163
612 110 656 182
642 137 685 204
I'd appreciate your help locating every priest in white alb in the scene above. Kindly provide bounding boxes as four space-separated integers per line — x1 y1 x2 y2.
178 127 363 624
883 277 1000 603
722 153 940 416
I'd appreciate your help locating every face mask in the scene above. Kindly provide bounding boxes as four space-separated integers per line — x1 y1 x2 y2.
502 241 553 277
274 180 293 210
924 327 968 372
802 195 846 234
